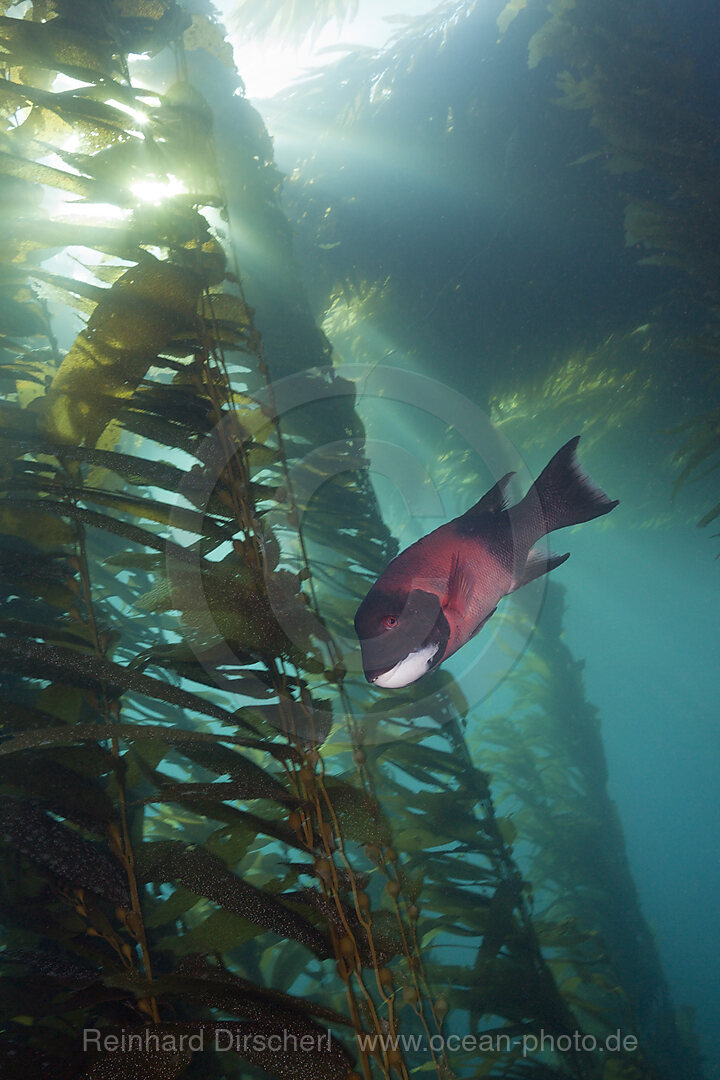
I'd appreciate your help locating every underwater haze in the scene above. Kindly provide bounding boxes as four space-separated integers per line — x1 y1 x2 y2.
0 1 717 1079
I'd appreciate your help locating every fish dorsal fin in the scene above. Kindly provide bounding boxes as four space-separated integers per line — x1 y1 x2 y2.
445 552 474 612
456 472 515 534
470 471 515 515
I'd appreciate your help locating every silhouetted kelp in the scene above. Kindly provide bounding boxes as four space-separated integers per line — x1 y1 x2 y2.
526 0 720 552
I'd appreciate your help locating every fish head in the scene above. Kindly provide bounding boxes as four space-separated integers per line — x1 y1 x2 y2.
354 586 450 688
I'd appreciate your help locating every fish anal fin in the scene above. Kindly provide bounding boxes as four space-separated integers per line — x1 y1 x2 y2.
510 549 569 592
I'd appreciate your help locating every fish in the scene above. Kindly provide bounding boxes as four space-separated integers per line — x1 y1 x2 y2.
354 435 618 688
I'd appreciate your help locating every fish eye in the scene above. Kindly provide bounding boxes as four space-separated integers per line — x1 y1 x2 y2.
383 615 398 629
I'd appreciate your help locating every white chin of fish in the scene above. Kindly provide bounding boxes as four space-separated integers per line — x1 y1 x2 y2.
372 644 439 689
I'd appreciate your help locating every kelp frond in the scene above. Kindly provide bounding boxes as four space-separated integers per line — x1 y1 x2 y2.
226 0 359 45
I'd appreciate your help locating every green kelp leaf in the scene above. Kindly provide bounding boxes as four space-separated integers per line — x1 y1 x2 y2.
245 699 332 747
183 13 235 66
0 796 129 904
374 740 467 782
0 150 98 199
6 218 143 265
0 545 76 594
36 258 204 446
63 483 231 540
4 496 197 560
155 906 265 955
0 637 258 732
167 724 291 776
0 15 125 83
672 407 720 494
55 444 191 494
130 642 276 698
322 778 390 846
214 806 307 850
27 266 111 308
0 80 139 150
0 618 96 652
144 884 199 928
136 840 331 957
0 290 50 338
199 291 254 345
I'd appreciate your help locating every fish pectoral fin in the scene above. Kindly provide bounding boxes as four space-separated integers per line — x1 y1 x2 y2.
445 552 474 612
469 606 497 638
510 549 570 592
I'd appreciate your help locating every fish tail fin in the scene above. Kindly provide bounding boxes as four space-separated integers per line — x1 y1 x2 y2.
527 436 618 535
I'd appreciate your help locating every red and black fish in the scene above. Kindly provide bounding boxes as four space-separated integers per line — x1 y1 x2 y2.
354 436 618 688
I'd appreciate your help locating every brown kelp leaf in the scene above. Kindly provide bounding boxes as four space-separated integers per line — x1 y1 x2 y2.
79 1043 191 1080
474 878 525 973
127 956 352 1027
146 775 296 807
0 637 257 733
36 258 203 446
79 1021 352 1080
2 945 97 986
0 722 300 763
0 796 129 904
136 840 331 957
0 755 114 833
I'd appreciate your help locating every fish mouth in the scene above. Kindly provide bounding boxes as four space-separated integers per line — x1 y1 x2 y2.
364 665 394 685
356 588 451 687
363 643 441 689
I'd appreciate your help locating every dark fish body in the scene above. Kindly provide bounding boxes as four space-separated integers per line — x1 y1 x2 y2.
354 436 618 688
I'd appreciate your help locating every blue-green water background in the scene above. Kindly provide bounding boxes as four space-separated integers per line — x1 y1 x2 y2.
235 0 720 1066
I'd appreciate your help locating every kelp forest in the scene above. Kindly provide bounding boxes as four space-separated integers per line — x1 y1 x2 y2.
0 1 714 1079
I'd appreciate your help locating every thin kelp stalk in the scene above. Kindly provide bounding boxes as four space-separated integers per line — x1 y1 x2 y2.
158 34 427 1078
191 302 398 1080
254 365 454 1073
187 131 404 1080
177 55 454 1076
67 483 160 1022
